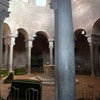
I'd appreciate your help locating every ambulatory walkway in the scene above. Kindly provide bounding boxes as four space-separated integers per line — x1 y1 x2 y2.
1 73 100 100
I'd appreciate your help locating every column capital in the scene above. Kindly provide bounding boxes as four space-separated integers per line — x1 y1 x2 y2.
48 39 54 65
28 41 33 48
0 9 9 21
0 0 9 8
50 0 57 10
26 40 33 48
87 36 92 43
8 35 15 46
28 37 35 41
3 35 10 45
25 37 35 42
48 38 54 42
87 34 100 45
49 40 54 48
25 37 35 48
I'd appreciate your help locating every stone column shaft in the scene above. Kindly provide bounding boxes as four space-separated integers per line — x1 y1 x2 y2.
50 3 59 98
49 40 54 65
0 20 4 100
0 20 4 69
0 9 9 71
95 44 99 76
0 2 9 99
9 36 15 72
87 37 95 76
9 45 13 71
54 0 76 100
26 40 33 74
4 44 8 68
28 44 32 74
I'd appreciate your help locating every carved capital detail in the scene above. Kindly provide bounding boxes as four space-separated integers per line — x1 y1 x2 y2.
88 34 100 45
0 10 9 21
50 0 57 10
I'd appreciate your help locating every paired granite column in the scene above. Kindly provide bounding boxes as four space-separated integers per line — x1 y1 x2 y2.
26 38 33 74
0 9 9 70
51 0 76 100
95 44 99 76
0 1 9 99
49 39 54 65
0 20 4 69
8 36 15 72
4 43 9 69
87 36 95 76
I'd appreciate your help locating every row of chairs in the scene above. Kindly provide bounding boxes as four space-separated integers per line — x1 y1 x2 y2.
6 80 100 100
77 84 100 100
7 87 39 100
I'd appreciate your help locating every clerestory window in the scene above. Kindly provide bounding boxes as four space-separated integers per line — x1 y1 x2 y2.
22 0 29 3
35 0 46 7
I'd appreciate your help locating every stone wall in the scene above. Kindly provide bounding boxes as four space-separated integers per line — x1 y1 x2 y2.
4 0 54 38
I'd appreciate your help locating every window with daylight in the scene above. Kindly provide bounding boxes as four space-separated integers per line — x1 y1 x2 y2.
35 0 46 7
22 0 29 3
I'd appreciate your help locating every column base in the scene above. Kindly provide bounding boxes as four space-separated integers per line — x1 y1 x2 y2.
9 70 14 73
91 73 95 77
27 72 31 75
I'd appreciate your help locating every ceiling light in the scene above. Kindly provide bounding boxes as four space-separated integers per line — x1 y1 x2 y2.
81 30 85 35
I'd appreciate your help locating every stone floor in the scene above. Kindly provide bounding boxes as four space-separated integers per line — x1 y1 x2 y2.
1 73 100 100
1 73 55 100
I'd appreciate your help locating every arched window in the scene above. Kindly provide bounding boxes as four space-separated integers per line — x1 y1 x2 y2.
35 0 46 7
22 0 29 3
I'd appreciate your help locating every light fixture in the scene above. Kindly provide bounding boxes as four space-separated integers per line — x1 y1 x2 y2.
35 0 46 7
81 30 85 35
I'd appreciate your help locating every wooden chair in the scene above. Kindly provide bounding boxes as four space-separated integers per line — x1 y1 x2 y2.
77 84 93 100
7 87 19 100
7 79 42 100
96 92 100 100
26 88 39 100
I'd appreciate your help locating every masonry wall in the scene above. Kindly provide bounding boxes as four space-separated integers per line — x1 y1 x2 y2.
4 0 54 38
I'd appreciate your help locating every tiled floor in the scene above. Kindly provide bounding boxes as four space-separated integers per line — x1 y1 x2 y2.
1 73 55 100
76 75 100 100
1 73 100 100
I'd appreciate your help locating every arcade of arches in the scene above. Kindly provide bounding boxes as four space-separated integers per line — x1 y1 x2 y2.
2 18 100 76
1 0 100 100
75 18 100 77
0 0 99 77
3 26 54 74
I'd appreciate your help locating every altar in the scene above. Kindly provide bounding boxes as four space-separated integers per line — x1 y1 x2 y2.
44 64 55 78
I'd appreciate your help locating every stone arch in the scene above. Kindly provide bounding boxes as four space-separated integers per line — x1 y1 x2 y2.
13 28 27 68
74 28 90 75
92 18 100 34
74 28 86 41
35 31 49 40
17 28 28 41
3 23 11 37
3 23 11 50
31 31 49 70
91 18 100 76
2 23 11 68
3 23 11 54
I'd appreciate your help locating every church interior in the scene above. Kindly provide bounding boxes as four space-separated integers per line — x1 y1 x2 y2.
0 0 100 100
